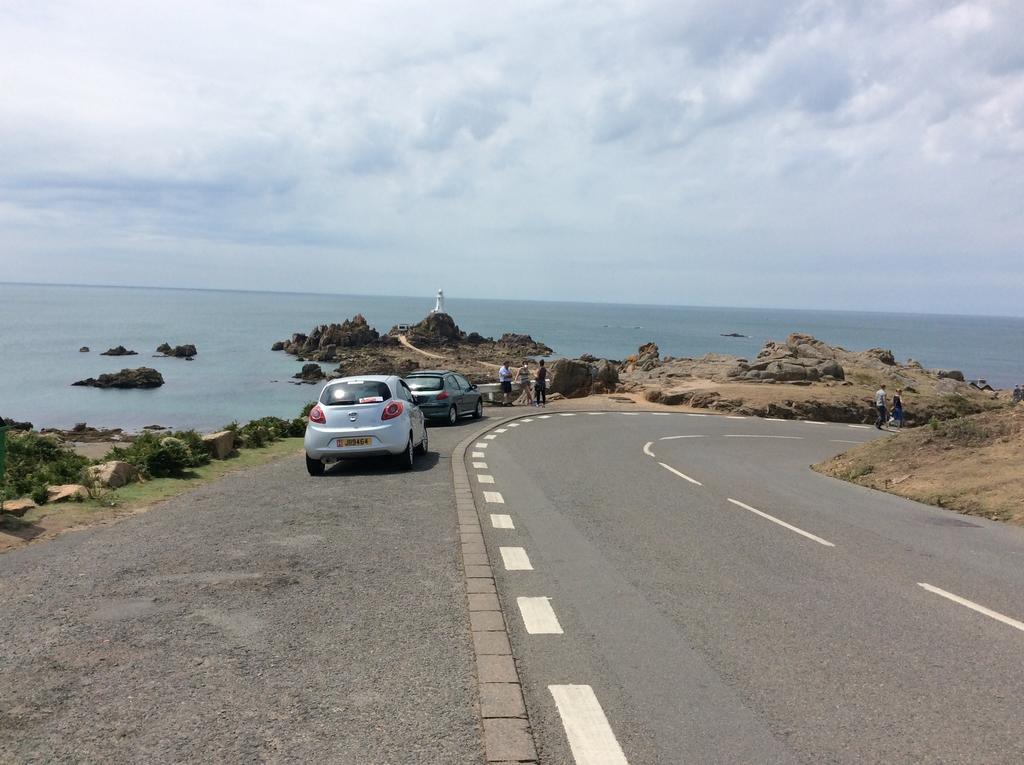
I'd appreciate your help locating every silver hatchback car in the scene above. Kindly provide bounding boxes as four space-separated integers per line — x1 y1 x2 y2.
304 375 428 475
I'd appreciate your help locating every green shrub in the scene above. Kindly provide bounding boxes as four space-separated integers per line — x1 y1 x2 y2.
105 431 207 478
1 432 91 501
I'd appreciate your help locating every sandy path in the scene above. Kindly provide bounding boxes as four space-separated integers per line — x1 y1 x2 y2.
398 335 502 370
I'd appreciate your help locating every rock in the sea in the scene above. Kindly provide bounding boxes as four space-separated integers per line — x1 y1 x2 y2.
101 345 138 356
72 367 165 389
156 343 197 358
47 484 88 503
79 346 90 353
277 315 380 360
87 461 137 489
271 341 286 351
294 363 326 382
202 430 236 460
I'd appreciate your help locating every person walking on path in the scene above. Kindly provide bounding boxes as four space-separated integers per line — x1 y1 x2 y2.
874 385 887 429
515 361 533 406
1014 384 1022 404
891 388 904 428
498 361 513 407
534 359 547 407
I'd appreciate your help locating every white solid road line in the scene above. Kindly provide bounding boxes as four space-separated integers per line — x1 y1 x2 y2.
477 474 495 484
659 435 705 440
499 546 533 571
491 513 515 529
472 462 488 469
643 442 655 457
727 498 835 547
475 442 489 449
548 685 629 765
483 491 505 504
918 583 1024 634
517 597 564 634
472 452 486 459
723 434 803 439
658 462 703 486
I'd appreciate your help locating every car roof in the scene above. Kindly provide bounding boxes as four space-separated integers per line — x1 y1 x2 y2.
407 369 457 376
325 375 399 384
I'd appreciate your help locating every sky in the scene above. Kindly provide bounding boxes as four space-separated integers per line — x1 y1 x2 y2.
1 1 1022 316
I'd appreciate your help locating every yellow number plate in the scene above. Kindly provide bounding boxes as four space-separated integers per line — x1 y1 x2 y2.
338 437 372 447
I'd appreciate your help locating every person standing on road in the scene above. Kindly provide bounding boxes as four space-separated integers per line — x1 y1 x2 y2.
874 384 887 429
534 359 547 407
891 388 904 428
516 361 533 406
498 361 513 407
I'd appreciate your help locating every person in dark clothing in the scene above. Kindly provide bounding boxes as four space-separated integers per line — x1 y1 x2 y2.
891 389 904 428
534 359 547 407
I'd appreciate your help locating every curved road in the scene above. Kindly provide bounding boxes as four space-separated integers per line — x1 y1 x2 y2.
469 411 1024 764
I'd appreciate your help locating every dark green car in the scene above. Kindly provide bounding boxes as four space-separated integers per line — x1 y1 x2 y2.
406 370 483 425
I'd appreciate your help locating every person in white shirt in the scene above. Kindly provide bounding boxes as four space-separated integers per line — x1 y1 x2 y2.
874 385 887 429
498 361 513 406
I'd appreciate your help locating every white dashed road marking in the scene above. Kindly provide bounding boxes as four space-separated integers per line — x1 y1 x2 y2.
472 452 486 459
483 491 504 504
651 412 671 416
658 462 703 486
490 514 514 529
918 583 1024 634
475 442 489 449
643 442 655 457
765 417 787 421
803 421 827 425
472 462 488 469
485 434 497 440
830 439 863 444
848 424 872 429
549 685 629 765
499 546 533 571
559 413 576 417
477 474 495 484
538 415 551 419
587 412 605 415
620 412 639 416
686 413 707 417
522 418 534 423
727 498 835 547
517 597 564 634
495 428 508 433
726 415 746 419
507 423 519 427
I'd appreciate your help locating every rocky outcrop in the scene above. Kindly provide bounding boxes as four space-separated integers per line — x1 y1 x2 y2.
293 363 326 383
72 368 165 389
274 315 380 361
101 345 137 356
2 498 36 516
728 333 846 383
87 461 137 489
202 431 236 460
938 369 965 381
592 360 620 393
79 346 90 353
1 417 33 431
548 359 594 398
156 343 197 358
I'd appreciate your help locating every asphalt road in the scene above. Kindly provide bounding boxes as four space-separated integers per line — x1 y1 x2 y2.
471 411 1024 764
0 415 495 764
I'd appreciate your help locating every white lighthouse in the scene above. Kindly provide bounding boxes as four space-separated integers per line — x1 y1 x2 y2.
431 289 445 315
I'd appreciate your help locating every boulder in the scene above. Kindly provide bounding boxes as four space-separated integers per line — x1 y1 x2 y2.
47 484 88 503
938 369 965 382
202 431 236 460
636 342 661 371
88 460 138 489
79 346 90 353
72 367 165 389
2 498 37 517
101 345 138 356
293 363 326 382
156 343 197 358
548 359 593 398
271 341 286 351
592 360 620 393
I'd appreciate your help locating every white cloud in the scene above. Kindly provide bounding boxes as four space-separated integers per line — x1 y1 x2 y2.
0 0 1021 315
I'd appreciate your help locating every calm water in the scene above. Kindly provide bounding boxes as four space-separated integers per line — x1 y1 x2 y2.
1 283 1021 430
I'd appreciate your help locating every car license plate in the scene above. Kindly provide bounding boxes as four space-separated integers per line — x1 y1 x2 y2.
338 437 372 447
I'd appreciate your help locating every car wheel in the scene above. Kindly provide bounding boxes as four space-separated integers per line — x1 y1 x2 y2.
398 435 415 470
305 454 325 476
473 398 483 419
415 425 429 455
447 405 458 426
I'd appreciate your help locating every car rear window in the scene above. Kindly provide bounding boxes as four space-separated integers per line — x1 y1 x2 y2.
406 376 444 391
320 381 392 405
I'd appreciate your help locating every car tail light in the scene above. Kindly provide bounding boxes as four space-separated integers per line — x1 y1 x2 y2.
381 401 404 421
309 404 326 424
437 391 449 400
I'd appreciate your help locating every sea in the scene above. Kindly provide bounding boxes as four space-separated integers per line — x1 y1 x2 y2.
1 282 1022 431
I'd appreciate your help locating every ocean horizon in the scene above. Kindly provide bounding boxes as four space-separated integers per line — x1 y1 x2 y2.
2 281 1022 431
